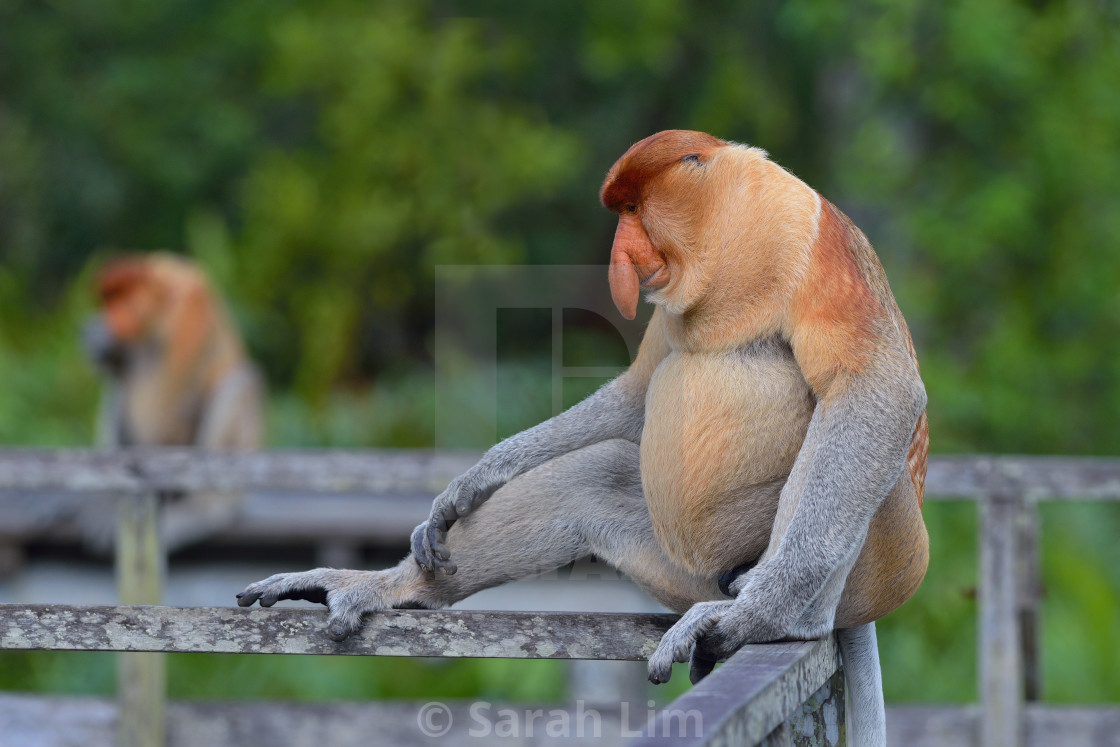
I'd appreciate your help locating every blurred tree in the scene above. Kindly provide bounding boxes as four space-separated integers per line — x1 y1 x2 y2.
232 2 581 399
0 0 276 310
777 0 1120 454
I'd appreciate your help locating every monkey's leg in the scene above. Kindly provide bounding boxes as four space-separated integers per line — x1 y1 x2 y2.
412 378 648 574
237 440 716 640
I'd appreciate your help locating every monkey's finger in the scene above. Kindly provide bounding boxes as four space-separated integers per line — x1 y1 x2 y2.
236 590 261 607
410 524 435 571
453 489 475 517
647 656 674 685
237 574 290 607
426 520 453 563
422 525 457 573
284 586 329 605
648 644 688 685
689 645 718 684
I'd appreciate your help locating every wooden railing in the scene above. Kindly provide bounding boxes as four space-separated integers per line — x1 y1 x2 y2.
1 449 1120 746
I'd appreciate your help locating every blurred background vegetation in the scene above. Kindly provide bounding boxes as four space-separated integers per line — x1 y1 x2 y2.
0 0 1118 706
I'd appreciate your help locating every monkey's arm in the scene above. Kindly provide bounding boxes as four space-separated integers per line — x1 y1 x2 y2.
412 308 671 573
649 328 926 683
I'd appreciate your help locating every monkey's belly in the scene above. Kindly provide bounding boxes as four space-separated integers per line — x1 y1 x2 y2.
640 346 815 574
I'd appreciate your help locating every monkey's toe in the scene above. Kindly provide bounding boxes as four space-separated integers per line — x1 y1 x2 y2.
236 573 331 609
235 590 259 607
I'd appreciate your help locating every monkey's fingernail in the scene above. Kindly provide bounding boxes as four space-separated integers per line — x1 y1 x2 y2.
236 592 244 599
327 624 349 642
454 501 470 515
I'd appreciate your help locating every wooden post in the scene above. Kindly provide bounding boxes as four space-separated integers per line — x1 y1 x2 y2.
116 491 166 747
980 490 1023 747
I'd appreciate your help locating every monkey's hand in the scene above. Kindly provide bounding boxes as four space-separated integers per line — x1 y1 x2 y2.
236 568 392 642
647 596 791 685
411 475 493 574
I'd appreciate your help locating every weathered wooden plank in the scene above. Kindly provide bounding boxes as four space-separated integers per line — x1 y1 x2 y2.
0 490 431 545
885 704 1120 747
0 604 678 660
1024 704 1120 747
4 697 1117 747
632 636 840 747
980 493 1023 747
0 694 628 747
786 669 845 746
886 705 979 747
0 449 480 494
926 455 1120 500
2 449 1120 499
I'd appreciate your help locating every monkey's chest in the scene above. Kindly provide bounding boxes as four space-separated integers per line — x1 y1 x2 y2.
639 346 815 573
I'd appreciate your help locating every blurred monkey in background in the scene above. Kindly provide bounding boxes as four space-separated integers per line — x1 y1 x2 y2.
85 253 263 547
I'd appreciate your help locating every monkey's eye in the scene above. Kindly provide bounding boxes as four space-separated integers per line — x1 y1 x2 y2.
624 204 638 213
682 154 701 165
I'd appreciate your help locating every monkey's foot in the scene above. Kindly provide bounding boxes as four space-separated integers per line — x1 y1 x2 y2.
236 568 393 642
648 599 788 685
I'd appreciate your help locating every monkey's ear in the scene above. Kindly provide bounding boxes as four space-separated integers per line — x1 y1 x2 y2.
165 282 216 381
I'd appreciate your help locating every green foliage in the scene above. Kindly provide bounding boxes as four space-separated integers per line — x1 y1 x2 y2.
235 3 581 397
780 0 1120 454
0 651 569 702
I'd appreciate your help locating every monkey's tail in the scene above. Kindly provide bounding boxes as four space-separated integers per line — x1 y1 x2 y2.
837 622 886 747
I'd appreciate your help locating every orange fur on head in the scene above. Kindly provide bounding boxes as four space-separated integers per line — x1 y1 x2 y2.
600 130 725 211
96 258 162 342
602 131 725 319
93 254 240 389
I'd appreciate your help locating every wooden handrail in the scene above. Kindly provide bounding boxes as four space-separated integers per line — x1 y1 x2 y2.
1 448 1120 499
0 604 677 660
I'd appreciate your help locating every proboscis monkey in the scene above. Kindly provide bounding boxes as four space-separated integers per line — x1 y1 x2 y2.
85 253 264 547
238 131 929 745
